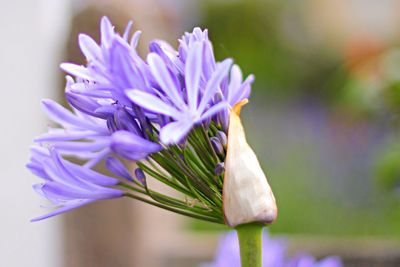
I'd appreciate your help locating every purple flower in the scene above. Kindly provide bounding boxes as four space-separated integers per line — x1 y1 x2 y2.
203 230 343 267
28 16 255 223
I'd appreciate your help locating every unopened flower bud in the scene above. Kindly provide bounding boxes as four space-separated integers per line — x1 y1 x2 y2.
216 131 227 148
214 162 225 176
134 167 146 185
210 137 224 156
214 91 224 103
223 99 277 227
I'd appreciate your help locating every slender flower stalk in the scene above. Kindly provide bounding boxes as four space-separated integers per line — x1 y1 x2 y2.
28 16 277 266
236 223 264 267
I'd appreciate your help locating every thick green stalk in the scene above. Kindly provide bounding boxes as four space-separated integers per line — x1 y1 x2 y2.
235 223 264 267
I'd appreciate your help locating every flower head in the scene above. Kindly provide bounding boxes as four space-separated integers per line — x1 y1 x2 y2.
28 16 271 226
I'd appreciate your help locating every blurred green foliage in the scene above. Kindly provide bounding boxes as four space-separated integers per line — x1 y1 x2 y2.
375 141 400 191
200 0 340 101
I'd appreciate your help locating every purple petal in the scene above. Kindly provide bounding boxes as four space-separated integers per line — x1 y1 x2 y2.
109 39 147 93
147 53 184 107
202 40 216 79
200 102 228 122
149 40 183 74
122 21 133 41
70 89 112 99
40 181 122 201
227 64 243 100
52 139 110 152
31 199 94 222
95 105 118 117
198 58 232 114
111 130 161 160
130 31 142 48
229 74 254 106
105 157 133 181
45 149 92 188
45 148 120 193
185 42 203 111
34 130 100 142
65 160 119 186
126 89 180 118
27 163 50 180
83 148 111 168
100 16 114 48
65 92 104 119
316 257 343 267
113 108 142 136
41 99 87 128
60 63 92 80
69 83 113 98
79 34 101 62
285 254 316 267
160 120 193 144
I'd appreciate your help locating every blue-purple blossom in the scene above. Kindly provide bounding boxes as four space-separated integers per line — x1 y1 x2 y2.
203 231 343 267
28 16 254 222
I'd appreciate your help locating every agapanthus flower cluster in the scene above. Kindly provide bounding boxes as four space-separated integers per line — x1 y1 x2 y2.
27 17 254 222
203 230 343 267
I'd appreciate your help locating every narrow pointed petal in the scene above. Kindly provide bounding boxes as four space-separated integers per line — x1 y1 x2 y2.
40 181 122 200
229 74 254 106
65 92 103 118
160 120 193 144
78 34 101 62
203 40 216 77
64 160 119 186
100 16 114 47
147 53 184 107
34 130 99 142
223 100 277 227
26 163 50 180
60 63 92 81
52 139 110 152
130 31 142 48
105 157 133 181
111 130 162 160
185 42 203 111
109 39 148 94
200 102 229 121
41 99 89 129
126 89 179 118
31 200 93 222
227 64 243 101
122 21 133 40
197 58 233 113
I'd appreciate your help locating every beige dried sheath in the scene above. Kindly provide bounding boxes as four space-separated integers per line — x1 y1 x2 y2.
223 99 277 227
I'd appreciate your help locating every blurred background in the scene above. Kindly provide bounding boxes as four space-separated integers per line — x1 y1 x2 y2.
3 0 400 266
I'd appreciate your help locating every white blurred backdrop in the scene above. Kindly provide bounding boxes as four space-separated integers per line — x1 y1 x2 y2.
0 1 71 266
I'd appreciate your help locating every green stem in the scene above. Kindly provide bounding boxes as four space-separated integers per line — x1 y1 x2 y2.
124 193 223 224
235 223 264 267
